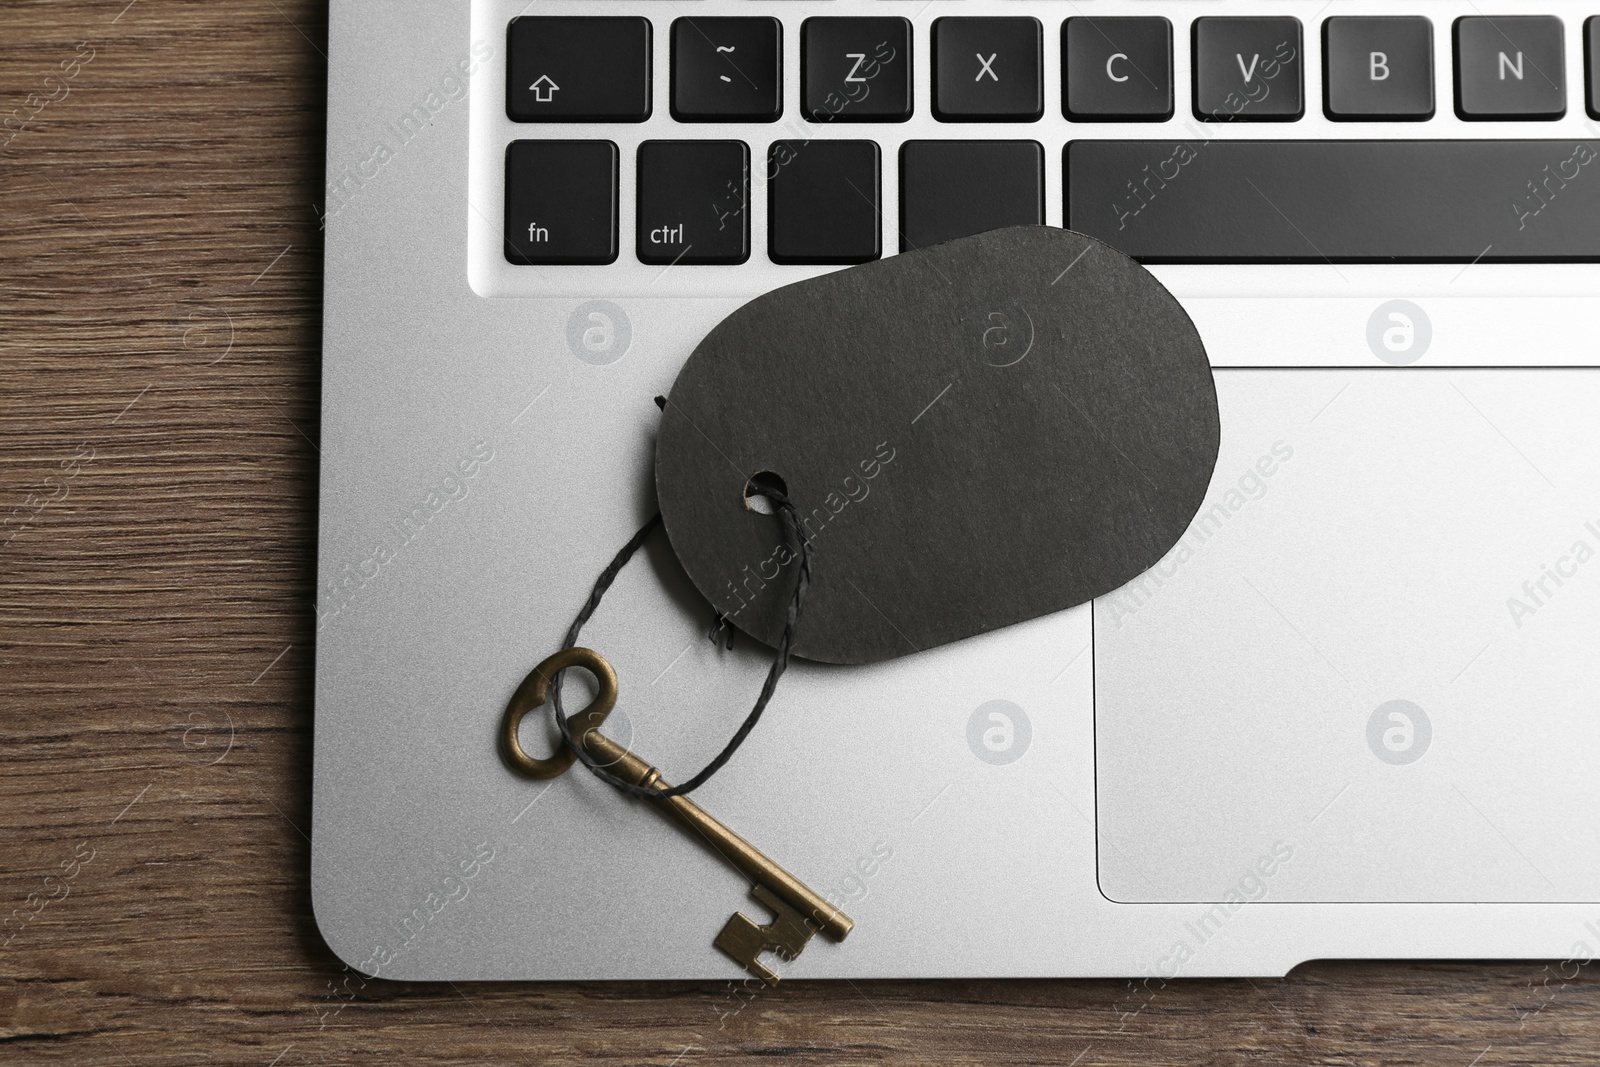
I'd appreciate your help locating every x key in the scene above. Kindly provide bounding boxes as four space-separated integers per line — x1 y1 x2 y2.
933 16 1043 121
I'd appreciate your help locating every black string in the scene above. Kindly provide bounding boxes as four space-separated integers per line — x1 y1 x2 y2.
546 489 813 799
707 611 735 650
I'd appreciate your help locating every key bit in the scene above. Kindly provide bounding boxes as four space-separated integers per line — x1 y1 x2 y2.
713 883 819 986
499 648 854 984
579 721 853 982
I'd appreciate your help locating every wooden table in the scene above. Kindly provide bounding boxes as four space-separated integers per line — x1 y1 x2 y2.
2 2 1596 1062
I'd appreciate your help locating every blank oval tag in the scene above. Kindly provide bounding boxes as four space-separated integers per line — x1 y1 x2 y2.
656 225 1220 665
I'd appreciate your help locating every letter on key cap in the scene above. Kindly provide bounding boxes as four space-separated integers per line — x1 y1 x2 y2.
507 17 652 122
802 18 913 123
504 140 618 265
1324 16 1434 120
1063 17 1174 121
1192 17 1304 121
1455 16 1565 120
933 17 1043 121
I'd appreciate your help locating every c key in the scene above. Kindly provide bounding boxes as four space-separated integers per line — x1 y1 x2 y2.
1063 16 1174 121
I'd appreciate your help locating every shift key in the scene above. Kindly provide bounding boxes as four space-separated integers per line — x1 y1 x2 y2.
507 16 652 122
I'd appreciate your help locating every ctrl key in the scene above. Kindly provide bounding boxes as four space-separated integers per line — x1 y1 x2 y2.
504 140 618 265
638 141 750 265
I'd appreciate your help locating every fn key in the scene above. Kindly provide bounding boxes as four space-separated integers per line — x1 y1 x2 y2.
505 140 618 265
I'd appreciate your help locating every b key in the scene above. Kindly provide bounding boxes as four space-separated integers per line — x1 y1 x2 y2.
500 647 853 984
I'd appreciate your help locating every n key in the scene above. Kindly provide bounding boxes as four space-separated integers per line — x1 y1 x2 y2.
1455 16 1565 120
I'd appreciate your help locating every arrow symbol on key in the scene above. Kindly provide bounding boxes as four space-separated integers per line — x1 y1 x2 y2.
528 74 560 102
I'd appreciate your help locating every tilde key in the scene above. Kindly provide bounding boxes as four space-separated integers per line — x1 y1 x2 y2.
499 647 854 983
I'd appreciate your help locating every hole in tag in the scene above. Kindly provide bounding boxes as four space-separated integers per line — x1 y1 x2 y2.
743 471 788 515
657 226 1220 664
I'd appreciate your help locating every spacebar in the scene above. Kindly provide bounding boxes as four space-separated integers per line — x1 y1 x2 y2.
1065 140 1600 263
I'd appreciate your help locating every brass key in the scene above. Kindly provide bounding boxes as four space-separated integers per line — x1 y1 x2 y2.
500 647 853 984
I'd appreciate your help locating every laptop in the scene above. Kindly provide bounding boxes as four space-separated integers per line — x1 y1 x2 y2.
313 0 1600 980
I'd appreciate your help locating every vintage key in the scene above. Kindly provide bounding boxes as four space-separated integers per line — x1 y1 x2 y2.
500 647 854 984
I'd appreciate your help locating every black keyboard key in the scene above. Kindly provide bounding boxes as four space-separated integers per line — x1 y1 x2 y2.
671 17 782 122
504 140 618 265
1324 16 1434 120
637 141 750 265
900 140 1043 252
1064 140 1600 262
768 140 880 264
802 18 913 123
1192 17 1304 121
1455 16 1565 120
933 17 1043 121
1589 17 1600 119
507 17 651 123
1062 17 1174 122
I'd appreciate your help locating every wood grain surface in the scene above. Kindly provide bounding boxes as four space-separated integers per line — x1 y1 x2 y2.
2 2 1598 1063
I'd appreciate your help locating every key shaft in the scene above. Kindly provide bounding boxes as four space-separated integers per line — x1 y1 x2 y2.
579 729 853 942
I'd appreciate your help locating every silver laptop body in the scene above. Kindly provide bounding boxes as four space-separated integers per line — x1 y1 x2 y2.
314 0 1600 979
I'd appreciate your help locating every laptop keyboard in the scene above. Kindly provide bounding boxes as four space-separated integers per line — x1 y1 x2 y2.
465 0 1600 349
494 5 1600 270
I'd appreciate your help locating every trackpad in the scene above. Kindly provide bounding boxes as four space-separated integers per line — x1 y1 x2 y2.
1094 370 1600 903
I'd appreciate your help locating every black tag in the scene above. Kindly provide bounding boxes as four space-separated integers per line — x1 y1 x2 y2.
656 226 1220 665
